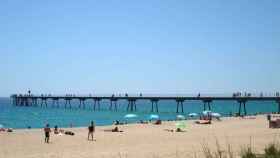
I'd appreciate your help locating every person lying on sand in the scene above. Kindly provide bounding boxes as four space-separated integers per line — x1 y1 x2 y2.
7 128 13 132
104 126 123 132
0 128 13 132
164 128 185 132
153 120 162 125
64 131 75 136
195 120 211 124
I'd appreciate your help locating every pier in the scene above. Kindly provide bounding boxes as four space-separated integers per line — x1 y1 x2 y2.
10 94 280 115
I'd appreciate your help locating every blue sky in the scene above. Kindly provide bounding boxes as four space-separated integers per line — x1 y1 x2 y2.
0 0 279 96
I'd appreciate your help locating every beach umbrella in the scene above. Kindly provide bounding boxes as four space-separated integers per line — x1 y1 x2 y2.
124 114 138 119
202 110 212 115
149 114 159 120
211 113 221 117
176 115 185 120
188 113 198 117
175 121 186 129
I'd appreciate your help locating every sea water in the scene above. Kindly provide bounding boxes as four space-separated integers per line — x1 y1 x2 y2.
0 97 277 129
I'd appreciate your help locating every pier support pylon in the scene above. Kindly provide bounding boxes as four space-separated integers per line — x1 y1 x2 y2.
79 98 86 109
237 100 247 116
176 99 184 113
14 97 18 106
64 99 72 109
277 100 280 114
41 98 48 107
151 99 159 113
243 102 247 115
127 99 137 112
203 100 212 111
32 98 38 106
93 99 101 111
19 97 23 106
24 98 29 106
109 99 118 111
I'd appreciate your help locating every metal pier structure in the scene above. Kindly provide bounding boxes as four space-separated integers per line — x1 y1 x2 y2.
10 94 280 115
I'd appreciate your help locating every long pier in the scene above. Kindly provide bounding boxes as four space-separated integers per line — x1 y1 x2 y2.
10 94 280 115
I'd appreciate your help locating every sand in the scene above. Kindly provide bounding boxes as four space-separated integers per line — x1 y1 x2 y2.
0 115 279 158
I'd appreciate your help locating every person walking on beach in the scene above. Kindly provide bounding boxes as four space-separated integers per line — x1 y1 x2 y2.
44 124 51 143
88 121 95 141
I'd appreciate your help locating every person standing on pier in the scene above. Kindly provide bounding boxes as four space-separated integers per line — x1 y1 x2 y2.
44 124 51 143
88 121 95 141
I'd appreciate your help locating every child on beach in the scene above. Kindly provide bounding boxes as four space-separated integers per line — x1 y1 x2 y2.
88 121 95 141
54 125 59 134
44 124 51 143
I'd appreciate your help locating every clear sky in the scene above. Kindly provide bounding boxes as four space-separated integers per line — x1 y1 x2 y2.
0 0 279 96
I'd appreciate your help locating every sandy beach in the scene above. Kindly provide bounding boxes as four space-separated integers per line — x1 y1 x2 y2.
0 115 279 158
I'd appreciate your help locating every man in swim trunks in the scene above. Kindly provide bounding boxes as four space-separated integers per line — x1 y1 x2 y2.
44 124 51 143
88 121 95 141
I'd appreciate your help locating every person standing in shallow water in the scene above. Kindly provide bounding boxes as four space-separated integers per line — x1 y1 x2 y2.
44 124 51 143
88 121 95 141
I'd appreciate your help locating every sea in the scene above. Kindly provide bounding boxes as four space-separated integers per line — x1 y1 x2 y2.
0 97 277 129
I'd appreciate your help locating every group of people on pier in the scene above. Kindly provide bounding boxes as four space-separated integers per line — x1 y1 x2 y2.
12 90 280 98
232 92 280 97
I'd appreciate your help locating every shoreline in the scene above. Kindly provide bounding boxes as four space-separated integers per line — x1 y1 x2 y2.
2 113 271 130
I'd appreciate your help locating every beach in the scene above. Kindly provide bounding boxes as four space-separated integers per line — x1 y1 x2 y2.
0 115 278 158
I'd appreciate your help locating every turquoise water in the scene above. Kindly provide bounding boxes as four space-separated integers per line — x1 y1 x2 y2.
0 97 277 129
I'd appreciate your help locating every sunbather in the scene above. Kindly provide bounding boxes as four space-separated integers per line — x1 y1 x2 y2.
195 120 211 124
65 131 75 135
154 120 162 125
7 128 13 132
104 126 123 132
164 128 185 132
